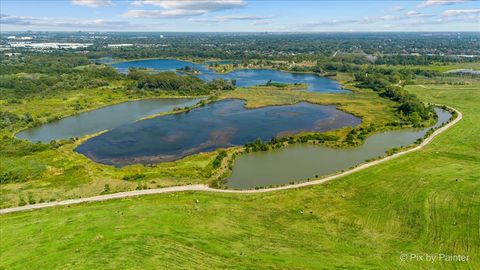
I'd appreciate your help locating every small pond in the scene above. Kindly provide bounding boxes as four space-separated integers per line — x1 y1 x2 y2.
226 108 452 189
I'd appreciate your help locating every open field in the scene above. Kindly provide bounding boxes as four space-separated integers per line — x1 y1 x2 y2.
207 60 480 75
378 62 480 72
1 77 478 269
0 74 399 208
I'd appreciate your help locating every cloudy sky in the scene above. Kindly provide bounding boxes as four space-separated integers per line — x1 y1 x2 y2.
1 0 479 32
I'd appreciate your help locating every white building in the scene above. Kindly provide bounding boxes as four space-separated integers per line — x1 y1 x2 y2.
107 44 134 48
8 42 92 49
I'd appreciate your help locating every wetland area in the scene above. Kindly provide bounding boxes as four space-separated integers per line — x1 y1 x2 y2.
16 59 451 188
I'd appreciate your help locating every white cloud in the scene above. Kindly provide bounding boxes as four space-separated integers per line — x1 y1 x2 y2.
124 9 205 18
292 9 473 31
380 15 400 20
418 0 471 8
442 8 480 16
389 6 404 12
406 10 420 16
190 15 273 25
215 15 273 22
127 0 245 18
406 10 435 17
294 17 381 30
399 15 479 27
131 0 244 10
0 14 36 25
123 0 245 19
0 14 131 29
71 0 113 8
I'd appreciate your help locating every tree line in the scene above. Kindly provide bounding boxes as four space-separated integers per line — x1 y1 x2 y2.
353 72 434 126
127 68 235 94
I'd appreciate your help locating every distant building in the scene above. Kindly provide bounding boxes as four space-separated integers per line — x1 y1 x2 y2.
8 42 92 50
107 44 134 48
6 36 32 40
4 52 22 57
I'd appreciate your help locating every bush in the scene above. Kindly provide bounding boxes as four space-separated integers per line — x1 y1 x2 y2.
123 173 146 181
212 150 227 169
102 184 111 194
245 138 269 152
354 71 434 124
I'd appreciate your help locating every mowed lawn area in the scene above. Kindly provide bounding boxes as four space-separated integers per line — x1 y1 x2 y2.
1 78 479 269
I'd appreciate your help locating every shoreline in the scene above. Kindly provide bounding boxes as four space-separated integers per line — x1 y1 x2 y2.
0 106 462 215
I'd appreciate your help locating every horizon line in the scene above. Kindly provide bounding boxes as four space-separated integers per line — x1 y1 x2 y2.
2 30 480 34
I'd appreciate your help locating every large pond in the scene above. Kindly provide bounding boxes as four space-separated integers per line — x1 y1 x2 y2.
226 108 452 189
16 98 200 142
112 59 349 93
17 59 349 144
75 99 361 166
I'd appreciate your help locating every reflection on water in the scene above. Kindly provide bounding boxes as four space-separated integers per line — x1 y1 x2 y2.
75 99 361 167
226 108 452 189
16 98 200 143
112 59 349 93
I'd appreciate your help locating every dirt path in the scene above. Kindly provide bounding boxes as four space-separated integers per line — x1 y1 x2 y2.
0 107 462 215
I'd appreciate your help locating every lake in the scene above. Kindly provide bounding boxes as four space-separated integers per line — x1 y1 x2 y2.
226 108 452 189
16 98 200 143
17 59 351 144
111 59 349 93
75 99 361 166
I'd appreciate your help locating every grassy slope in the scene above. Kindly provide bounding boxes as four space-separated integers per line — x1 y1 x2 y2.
0 76 398 208
1 78 479 269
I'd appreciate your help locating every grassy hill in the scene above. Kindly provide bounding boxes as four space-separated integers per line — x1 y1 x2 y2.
1 77 479 269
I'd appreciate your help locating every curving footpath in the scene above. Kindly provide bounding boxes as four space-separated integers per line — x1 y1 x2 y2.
0 107 462 215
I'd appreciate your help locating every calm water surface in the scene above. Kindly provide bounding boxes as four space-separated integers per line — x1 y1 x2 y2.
17 98 199 142
112 59 349 93
75 99 361 166
112 59 206 74
226 108 452 189
18 59 351 144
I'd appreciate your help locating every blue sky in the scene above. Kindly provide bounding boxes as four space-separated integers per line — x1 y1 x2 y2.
1 0 479 32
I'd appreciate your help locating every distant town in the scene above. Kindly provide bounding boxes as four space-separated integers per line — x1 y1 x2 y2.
1 32 479 60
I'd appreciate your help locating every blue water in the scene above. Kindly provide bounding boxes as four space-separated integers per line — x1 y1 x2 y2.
111 59 348 93
75 99 361 166
16 98 200 142
227 108 452 189
112 59 207 74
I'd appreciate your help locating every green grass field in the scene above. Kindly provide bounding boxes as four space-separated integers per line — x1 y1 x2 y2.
1 77 478 269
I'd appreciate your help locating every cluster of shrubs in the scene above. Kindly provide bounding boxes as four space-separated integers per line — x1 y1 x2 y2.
127 69 235 94
245 134 339 153
122 173 146 181
345 125 376 145
353 72 434 126
212 150 228 169
1 55 120 99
